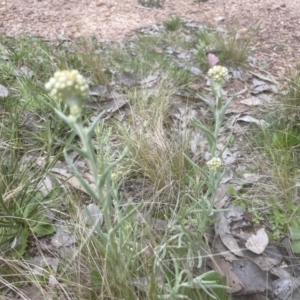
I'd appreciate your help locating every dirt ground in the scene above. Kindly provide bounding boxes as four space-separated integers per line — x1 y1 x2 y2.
1 0 300 77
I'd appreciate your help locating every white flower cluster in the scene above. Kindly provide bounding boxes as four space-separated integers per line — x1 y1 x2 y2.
208 66 228 85
45 70 88 109
207 157 222 171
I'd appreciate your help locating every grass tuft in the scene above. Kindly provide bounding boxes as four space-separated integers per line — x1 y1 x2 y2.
196 26 256 67
163 16 183 31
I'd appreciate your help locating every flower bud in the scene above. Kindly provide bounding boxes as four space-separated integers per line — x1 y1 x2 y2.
45 70 88 115
207 157 222 170
208 66 228 85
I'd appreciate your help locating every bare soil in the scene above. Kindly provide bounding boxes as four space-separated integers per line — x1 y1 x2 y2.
1 0 300 79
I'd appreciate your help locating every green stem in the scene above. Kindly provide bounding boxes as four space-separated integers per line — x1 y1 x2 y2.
211 83 223 156
212 106 221 157
210 85 224 203
73 123 99 192
74 121 115 231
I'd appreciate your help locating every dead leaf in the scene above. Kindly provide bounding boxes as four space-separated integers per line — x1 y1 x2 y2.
212 236 237 262
173 105 198 129
106 94 129 113
140 72 160 87
30 256 60 272
140 239 154 259
51 226 75 248
225 204 244 222
89 84 108 97
243 173 265 183
215 213 244 257
251 84 277 94
187 82 205 91
0 54 9 61
151 46 163 54
245 227 269 254
188 66 202 76
132 266 165 290
13 66 34 79
0 84 9 97
68 151 86 169
48 275 59 287
240 96 264 106
258 93 273 102
151 218 167 231
222 148 237 165
116 71 139 87
185 21 205 29
214 184 230 209
225 104 249 115
249 71 279 86
237 27 248 35
271 267 294 280
214 16 225 22
164 46 174 54
248 245 283 271
234 230 252 241
211 255 244 293
52 165 97 192
189 130 206 159
81 203 104 228
229 67 244 80
251 78 278 94
176 51 191 60
281 237 300 277
234 88 247 96
231 259 271 295
37 175 53 197
271 277 300 300
252 78 267 87
7 284 47 300
36 157 97 193
231 220 251 230
237 115 268 126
